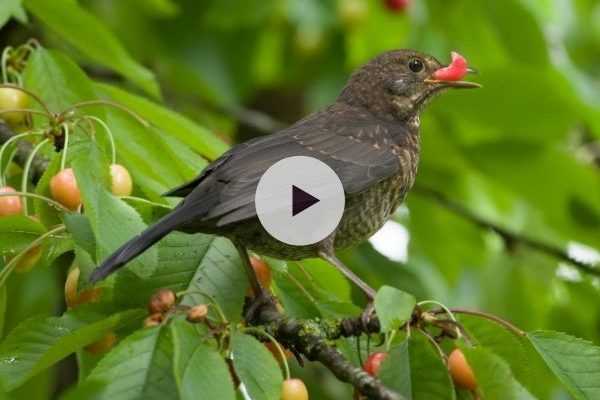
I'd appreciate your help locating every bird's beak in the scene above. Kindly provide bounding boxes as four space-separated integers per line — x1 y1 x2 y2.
424 67 481 89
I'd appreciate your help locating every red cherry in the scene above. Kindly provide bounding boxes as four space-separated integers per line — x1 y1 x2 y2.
384 0 410 12
0 186 22 216
363 352 388 376
432 52 469 81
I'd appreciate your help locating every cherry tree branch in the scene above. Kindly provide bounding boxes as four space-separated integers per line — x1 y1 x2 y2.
413 184 600 277
246 295 402 400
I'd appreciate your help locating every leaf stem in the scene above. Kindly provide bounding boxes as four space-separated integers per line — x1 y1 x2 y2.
446 308 526 337
21 138 49 215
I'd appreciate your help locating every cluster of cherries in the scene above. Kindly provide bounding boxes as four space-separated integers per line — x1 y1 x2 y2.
0 87 134 214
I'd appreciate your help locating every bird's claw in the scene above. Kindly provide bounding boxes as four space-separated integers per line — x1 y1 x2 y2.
360 302 376 332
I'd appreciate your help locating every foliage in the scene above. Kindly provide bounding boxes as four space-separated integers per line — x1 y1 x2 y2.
0 0 599 399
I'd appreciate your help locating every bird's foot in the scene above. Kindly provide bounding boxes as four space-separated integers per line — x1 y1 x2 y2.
244 289 278 324
360 302 377 332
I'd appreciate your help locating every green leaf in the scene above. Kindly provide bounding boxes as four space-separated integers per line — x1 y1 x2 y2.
0 0 27 28
409 334 455 400
379 333 456 400
95 99 202 200
0 309 142 391
374 286 416 332
23 47 98 113
24 0 160 97
63 213 96 257
72 140 158 278
460 315 556 399
379 340 411 399
0 215 45 254
96 83 228 160
114 233 247 323
462 347 536 400
231 332 283 400
171 320 235 400
84 326 177 399
528 330 600 400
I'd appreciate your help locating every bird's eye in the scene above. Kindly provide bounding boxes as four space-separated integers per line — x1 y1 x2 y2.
408 58 424 73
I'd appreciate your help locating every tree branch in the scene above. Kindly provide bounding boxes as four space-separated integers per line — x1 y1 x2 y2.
413 184 600 277
247 295 402 400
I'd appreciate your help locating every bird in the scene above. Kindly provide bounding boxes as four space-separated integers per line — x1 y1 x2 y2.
90 49 479 306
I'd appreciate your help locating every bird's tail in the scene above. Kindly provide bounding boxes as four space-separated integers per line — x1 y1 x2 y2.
89 208 186 283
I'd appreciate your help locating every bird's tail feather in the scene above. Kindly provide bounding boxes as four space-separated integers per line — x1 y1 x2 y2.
89 208 186 283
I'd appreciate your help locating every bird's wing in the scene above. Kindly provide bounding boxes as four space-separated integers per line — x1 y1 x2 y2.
173 109 407 228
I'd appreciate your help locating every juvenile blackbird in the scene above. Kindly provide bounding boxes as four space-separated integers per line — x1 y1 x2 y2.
90 49 479 300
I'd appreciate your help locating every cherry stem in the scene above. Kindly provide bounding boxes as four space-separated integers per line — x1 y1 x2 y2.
418 327 448 363
418 300 461 338
445 308 526 337
0 84 52 117
84 116 116 164
1 47 12 84
21 138 49 215
119 196 172 209
244 327 291 380
0 191 70 212
60 124 70 171
61 100 149 127
0 224 66 287
0 130 44 186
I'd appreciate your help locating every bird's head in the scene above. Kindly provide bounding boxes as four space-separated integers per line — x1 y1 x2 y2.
338 49 480 122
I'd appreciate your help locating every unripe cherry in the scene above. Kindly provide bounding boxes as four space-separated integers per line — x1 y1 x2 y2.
448 349 477 390
0 87 29 126
281 378 309 400
0 186 22 216
50 168 81 210
110 164 133 196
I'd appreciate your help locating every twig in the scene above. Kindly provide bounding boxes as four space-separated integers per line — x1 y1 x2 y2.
247 295 401 400
412 185 600 277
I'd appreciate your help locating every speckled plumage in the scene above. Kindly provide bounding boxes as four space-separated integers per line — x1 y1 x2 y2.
90 49 478 293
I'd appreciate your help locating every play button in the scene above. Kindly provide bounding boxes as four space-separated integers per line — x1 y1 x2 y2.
292 185 319 216
255 156 345 246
